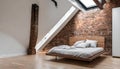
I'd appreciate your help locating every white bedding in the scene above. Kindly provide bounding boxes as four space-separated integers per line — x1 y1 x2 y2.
48 45 104 59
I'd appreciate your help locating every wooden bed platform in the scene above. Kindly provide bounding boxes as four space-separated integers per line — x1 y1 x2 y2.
46 36 105 61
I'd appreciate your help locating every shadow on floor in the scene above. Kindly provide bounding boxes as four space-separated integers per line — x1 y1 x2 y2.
46 55 107 68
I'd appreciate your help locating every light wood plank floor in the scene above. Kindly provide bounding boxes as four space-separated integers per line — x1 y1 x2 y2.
0 54 120 69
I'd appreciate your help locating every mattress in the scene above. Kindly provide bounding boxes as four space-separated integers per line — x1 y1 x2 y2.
47 45 104 59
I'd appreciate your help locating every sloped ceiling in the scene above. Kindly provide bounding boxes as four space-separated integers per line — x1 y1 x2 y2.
69 0 110 11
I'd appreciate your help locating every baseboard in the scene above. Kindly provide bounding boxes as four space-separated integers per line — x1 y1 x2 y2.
112 56 120 58
0 52 27 58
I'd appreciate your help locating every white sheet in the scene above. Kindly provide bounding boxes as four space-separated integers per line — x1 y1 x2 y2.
48 46 104 59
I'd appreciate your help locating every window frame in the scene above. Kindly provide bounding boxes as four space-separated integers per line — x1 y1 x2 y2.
75 0 98 10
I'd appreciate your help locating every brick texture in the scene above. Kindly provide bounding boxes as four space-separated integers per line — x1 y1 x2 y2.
43 0 120 55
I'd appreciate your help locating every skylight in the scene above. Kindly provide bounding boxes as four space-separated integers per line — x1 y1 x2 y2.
75 0 102 10
80 0 97 8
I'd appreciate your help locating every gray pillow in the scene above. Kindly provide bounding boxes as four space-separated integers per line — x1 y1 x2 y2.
75 43 90 48
55 45 70 49
73 40 85 46
86 40 97 48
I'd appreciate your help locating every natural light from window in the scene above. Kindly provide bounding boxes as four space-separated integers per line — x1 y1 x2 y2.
80 0 97 8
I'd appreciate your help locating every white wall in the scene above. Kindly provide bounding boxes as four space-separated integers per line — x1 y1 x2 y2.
0 0 35 58
0 0 73 57
112 7 120 57
37 0 73 42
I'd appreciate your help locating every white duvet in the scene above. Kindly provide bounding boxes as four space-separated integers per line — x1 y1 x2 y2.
48 45 104 59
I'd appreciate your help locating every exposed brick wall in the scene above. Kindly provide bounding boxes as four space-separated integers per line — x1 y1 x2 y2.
43 1 120 55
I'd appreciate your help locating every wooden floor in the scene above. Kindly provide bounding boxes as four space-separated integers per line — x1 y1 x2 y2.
0 54 120 69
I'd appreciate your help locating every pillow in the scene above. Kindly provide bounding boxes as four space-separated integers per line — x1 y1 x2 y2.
73 40 85 46
85 40 97 48
75 43 90 48
70 46 76 49
55 45 70 49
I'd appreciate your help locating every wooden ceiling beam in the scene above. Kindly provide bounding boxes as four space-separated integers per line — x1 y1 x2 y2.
93 0 106 9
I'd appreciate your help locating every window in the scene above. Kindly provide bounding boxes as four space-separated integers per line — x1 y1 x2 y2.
76 0 102 10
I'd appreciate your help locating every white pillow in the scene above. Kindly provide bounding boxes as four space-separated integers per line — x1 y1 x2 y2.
86 40 97 48
73 40 85 46
75 43 90 48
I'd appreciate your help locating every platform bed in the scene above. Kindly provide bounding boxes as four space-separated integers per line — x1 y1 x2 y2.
46 36 105 61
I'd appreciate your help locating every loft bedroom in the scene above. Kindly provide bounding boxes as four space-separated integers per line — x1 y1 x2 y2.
0 0 120 69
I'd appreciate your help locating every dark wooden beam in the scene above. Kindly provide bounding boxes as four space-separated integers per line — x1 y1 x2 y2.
94 0 106 9
27 4 39 55
102 0 106 4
